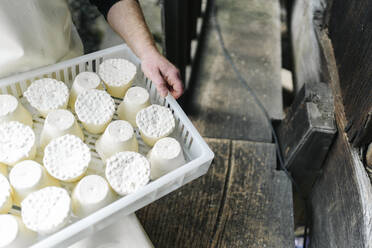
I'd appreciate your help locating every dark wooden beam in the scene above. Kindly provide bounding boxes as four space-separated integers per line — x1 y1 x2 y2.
309 26 372 248
327 0 372 147
163 0 189 82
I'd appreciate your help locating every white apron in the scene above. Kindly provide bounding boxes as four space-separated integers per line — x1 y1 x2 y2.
0 0 84 78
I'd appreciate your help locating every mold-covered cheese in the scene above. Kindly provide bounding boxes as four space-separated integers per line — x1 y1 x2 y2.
96 120 138 162
40 109 84 149
43 134 91 182
147 137 186 180
105 152 150 196
23 78 69 117
117 86 150 127
69 72 102 111
21 187 71 235
0 94 33 127
72 175 114 217
0 121 36 166
75 89 115 134
136 105 175 146
0 174 12 214
98 58 137 98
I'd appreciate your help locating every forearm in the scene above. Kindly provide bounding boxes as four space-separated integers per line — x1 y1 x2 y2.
107 0 158 60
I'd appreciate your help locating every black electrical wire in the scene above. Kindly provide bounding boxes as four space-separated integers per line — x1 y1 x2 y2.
210 2 309 247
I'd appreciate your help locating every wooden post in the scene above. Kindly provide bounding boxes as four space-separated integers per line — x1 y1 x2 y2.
163 0 189 82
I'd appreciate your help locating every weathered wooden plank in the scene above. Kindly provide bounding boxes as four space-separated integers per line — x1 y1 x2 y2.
183 0 283 142
137 139 294 247
213 140 294 248
137 138 231 248
328 0 372 147
277 82 336 195
309 29 372 248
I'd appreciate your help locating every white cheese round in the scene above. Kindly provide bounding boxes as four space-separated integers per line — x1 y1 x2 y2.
98 58 137 98
0 214 37 248
75 89 115 134
117 87 150 127
44 134 91 182
136 105 176 146
21 186 71 235
147 137 186 180
96 120 138 162
105 152 150 196
0 164 7 177
23 78 69 118
0 121 36 166
0 174 12 214
0 94 33 127
72 175 114 217
40 109 84 149
69 72 102 111
9 160 60 206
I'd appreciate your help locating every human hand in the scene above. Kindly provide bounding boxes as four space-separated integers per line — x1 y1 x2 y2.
141 51 184 99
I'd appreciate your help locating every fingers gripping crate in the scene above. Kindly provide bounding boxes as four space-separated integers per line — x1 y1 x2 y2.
0 44 214 248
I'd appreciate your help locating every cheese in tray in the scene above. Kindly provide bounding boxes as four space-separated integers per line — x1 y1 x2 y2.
0 57 187 242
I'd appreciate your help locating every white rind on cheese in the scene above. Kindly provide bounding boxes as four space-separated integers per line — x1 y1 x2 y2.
0 121 36 166
0 174 12 214
44 134 91 182
98 58 137 98
72 175 114 217
96 120 138 162
0 95 33 127
23 78 69 117
69 72 102 111
105 152 150 196
136 105 176 146
0 164 7 177
9 160 60 206
21 186 71 235
117 87 150 127
40 109 84 149
75 89 115 134
147 137 186 180
0 214 37 248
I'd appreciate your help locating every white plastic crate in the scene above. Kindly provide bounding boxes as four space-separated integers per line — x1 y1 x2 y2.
0 44 214 248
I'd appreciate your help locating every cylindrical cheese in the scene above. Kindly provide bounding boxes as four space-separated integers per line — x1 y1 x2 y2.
117 87 150 127
0 174 12 214
69 72 103 111
9 160 60 206
72 175 114 217
0 214 37 248
136 105 176 147
21 187 71 235
23 78 69 118
105 152 150 196
98 58 137 98
0 94 33 127
44 134 91 182
0 164 7 176
75 89 116 134
96 120 138 162
147 137 186 180
0 121 36 166
40 109 84 149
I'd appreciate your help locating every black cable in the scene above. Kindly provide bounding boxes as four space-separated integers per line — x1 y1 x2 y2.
211 2 309 248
